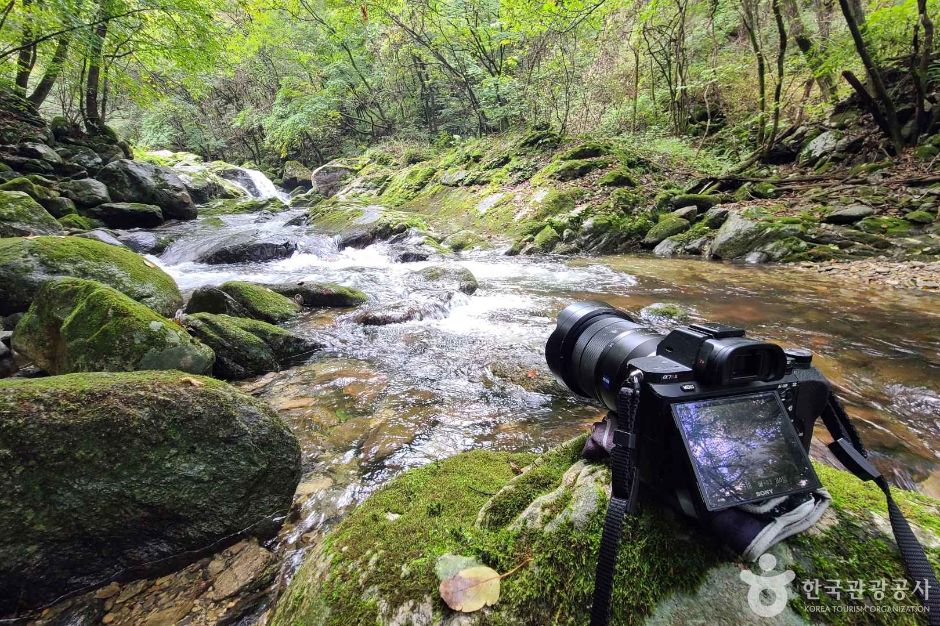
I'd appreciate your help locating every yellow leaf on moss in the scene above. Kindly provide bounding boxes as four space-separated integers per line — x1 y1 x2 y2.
439 565 500 613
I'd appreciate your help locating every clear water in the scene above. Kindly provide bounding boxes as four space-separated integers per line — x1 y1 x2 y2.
148 194 940 583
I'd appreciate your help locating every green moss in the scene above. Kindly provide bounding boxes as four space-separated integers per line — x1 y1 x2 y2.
855 216 913 236
608 188 643 213
57 214 94 230
0 176 58 202
536 157 611 182
199 197 288 216
903 210 935 224
642 217 690 246
219 281 301 324
514 127 562 153
598 168 637 187
0 236 182 316
0 190 62 237
669 194 718 211
532 225 561 252
12 277 213 375
535 188 584 220
381 166 437 205
558 141 610 160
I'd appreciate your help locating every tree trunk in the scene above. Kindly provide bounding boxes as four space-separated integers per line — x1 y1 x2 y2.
84 6 109 133
13 0 34 97
912 0 934 137
836 0 903 151
742 0 767 147
780 0 835 102
28 36 70 108
764 0 788 154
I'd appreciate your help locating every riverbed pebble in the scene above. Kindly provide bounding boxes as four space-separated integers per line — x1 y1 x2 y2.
795 259 940 291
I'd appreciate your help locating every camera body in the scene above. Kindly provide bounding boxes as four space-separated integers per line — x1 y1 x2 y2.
546 302 831 516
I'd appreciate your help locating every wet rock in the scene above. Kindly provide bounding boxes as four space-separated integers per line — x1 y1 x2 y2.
799 129 842 165
0 371 300 614
642 217 690 247
185 286 252 317
195 239 297 265
12 277 214 375
348 293 454 326
64 145 104 171
707 211 773 260
42 196 77 218
115 230 170 254
440 169 469 186
823 204 874 224
58 178 111 208
81 201 164 229
266 281 369 307
184 313 317 380
18 141 62 164
531 225 561 252
76 229 126 248
96 159 196 220
0 190 63 237
670 206 698 221
700 206 729 228
412 265 478 295
218 281 302 323
272 437 940 626
311 161 356 197
288 189 324 209
396 248 430 262
0 235 182 316
441 230 480 252
653 237 684 257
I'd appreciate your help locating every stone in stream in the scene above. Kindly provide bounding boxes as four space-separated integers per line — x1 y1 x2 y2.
217 281 302 323
0 371 300 614
96 159 196 220
184 312 319 380
12 278 214 375
411 264 478 295
281 160 312 191
271 436 940 626
642 217 690 247
265 281 369 307
186 285 253 317
80 201 165 229
195 238 297 264
706 211 776 260
0 190 63 237
0 235 183 316
823 204 875 225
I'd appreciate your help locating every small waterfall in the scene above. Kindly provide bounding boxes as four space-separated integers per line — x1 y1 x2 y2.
219 167 290 203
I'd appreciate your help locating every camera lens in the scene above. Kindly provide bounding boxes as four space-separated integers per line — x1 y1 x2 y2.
546 301 662 409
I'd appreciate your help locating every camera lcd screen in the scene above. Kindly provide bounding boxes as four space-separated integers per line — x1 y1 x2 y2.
672 392 820 511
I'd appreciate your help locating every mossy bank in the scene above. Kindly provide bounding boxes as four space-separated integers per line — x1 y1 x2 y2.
272 437 940 626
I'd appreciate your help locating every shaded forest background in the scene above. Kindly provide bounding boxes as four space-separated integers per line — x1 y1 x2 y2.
0 0 936 171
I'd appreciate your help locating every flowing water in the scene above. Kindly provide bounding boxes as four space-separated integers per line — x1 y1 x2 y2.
145 189 940 596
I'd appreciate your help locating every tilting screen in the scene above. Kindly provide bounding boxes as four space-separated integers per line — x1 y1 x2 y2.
672 392 820 511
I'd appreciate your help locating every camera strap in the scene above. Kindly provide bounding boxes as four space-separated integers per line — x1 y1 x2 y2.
820 393 940 624
590 375 642 626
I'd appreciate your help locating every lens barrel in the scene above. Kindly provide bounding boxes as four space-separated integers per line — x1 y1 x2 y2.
545 301 662 409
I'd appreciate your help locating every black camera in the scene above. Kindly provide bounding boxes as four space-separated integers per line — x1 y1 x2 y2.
545 301 831 514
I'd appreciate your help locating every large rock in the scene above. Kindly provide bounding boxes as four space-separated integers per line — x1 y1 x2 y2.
823 204 875 225
798 130 842 165
0 190 63 237
12 278 214 375
184 312 318 380
266 281 369 307
272 437 940 626
195 238 297 265
96 159 196 220
311 161 356 197
409 265 478 295
82 201 164 228
0 236 182 316
642 217 690 247
0 371 301 613
218 281 302 323
281 160 312 191
185 285 252 317
18 141 61 164
58 177 111 208
707 211 773 260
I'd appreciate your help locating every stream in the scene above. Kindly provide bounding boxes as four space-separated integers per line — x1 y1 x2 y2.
140 187 940 616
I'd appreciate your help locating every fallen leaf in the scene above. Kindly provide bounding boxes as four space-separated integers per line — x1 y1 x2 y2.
439 565 500 613
526 369 537 378
143 259 157 268
179 377 205 387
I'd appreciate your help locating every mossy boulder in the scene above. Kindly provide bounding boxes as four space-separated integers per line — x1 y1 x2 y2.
559 141 610 160
199 196 287 217
12 278 214 375
0 190 63 237
57 213 95 230
311 160 358 197
532 225 561 252
904 210 935 224
855 216 913 236
598 168 637 187
381 165 437 204
413 265 479 295
96 159 196 220
441 229 481 251
0 236 182 316
642 217 690 247
706 211 776 260
0 371 301 614
219 281 302 323
272 437 940 626
57 178 111 208
0 176 58 203
81 201 164 228
281 160 312 191
538 157 610 182
266 281 369 307
184 313 317 380
669 193 718 211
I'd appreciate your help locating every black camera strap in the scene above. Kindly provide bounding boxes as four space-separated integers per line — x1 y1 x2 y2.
590 375 642 626
820 393 940 624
